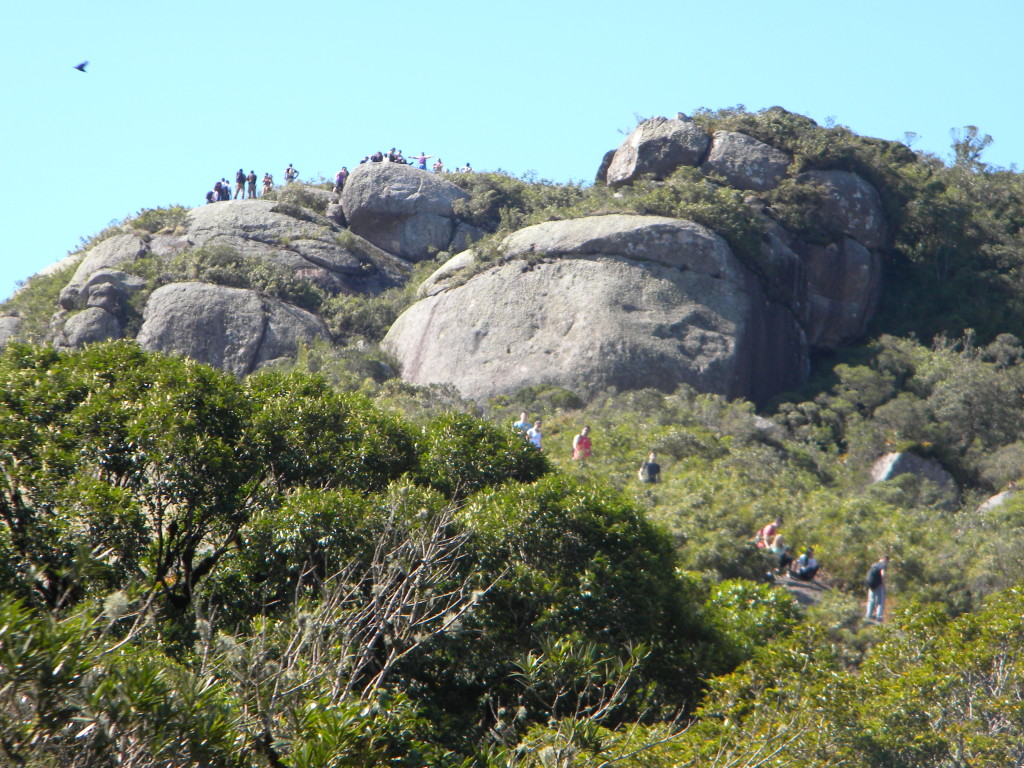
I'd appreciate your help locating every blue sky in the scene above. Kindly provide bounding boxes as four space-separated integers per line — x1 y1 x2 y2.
2 0 1022 302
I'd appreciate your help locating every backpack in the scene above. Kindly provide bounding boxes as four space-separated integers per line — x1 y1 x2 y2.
866 563 883 588
237 171 246 184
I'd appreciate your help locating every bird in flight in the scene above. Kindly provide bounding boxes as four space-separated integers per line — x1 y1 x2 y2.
74 61 88 72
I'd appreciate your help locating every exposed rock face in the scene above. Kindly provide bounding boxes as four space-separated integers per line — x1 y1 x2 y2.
794 237 881 348
341 163 471 260
59 234 147 310
49 197 411 355
56 307 123 348
0 317 22 347
701 131 791 191
383 214 807 404
796 170 887 249
184 200 408 293
606 116 710 186
975 490 1016 514
136 282 328 376
870 452 959 507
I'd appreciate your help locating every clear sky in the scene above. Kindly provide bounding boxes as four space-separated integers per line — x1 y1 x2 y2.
2 0 1022 302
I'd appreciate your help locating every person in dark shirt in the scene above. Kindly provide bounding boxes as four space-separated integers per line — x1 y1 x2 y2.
638 452 661 483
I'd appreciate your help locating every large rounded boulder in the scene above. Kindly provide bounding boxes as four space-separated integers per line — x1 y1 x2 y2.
341 162 472 260
701 131 791 191
383 214 807 404
605 115 711 186
136 282 328 376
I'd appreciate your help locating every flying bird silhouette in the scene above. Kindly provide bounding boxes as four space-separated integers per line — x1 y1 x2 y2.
74 61 88 72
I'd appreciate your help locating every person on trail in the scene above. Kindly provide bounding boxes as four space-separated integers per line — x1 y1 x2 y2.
262 173 274 196
234 169 246 199
411 152 434 170
791 547 819 581
433 158 444 173
572 426 592 460
247 170 257 199
638 452 661 483
865 555 889 622
285 164 299 182
526 420 543 451
512 412 531 436
755 517 783 548
769 533 792 574
334 167 349 193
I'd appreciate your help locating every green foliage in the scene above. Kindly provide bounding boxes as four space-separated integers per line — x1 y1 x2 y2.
416 411 550 498
0 257 80 342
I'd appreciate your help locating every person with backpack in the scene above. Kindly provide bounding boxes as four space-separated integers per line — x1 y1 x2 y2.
234 168 247 199
865 555 889 622
262 173 274 196
285 164 299 183
247 170 257 199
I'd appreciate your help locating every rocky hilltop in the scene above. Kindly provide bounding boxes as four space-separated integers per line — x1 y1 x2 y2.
2 110 892 404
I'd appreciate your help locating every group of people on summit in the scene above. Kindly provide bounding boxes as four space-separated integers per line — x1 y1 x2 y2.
358 149 474 175
205 166 296 204
204 151 472 205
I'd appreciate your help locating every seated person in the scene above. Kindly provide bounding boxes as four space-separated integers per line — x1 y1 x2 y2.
790 547 819 581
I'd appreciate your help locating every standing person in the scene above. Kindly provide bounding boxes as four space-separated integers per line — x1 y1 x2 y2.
334 167 348 193
512 412 531 436
262 173 274 196
213 180 223 201
285 164 299 183
219 179 231 200
411 152 434 170
234 168 246 199
865 555 889 622
755 517 783 548
526 420 543 451
247 170 257 199
432 158 444 173
637 452 661 483
572 426 591 460
769 533 792 574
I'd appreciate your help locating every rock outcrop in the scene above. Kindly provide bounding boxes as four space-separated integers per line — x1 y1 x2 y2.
869 452 959 507
48 197 411 355
383 214 807 404
136 282 328 376
701 131 791 191
605 115 710 186
341 163 472 260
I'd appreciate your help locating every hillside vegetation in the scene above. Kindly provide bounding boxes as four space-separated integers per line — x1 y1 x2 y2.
3 107 1024 767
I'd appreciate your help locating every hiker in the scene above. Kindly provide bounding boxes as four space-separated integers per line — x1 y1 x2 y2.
247 170 257 199
334 167 348 193
512 412 531 436
865 555 889 622
234 168 246 199
387 148 398 162
791 547 819 581
212 181 223 201
526 420 543 451
370 151 384 162
572 426 591 460
359 156 369 164
433 158 444 173
205 189 215 204
769 533 793 573
262 173 274 196
755 517 783 548
411 152 434 170
285 164 299 183
219 179 231 201
637 452 661 483
395 150 408 164
462 161 473 173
